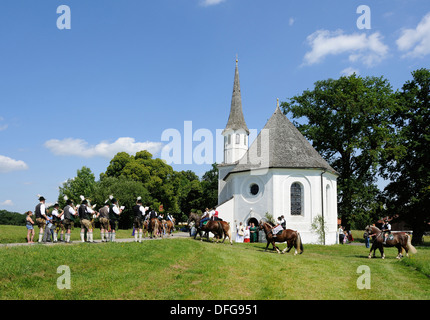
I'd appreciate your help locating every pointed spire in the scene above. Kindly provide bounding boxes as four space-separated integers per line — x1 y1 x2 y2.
223 57 249 135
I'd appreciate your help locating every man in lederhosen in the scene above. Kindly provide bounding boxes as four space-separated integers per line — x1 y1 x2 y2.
108 197 122 242
99 201 110 242
63 197 77 243
52 203 65 243
78 197 97 243
35 195 48 243
133 197 146 243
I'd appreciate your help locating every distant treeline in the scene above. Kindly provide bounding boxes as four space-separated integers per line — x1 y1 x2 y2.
0 210 26 226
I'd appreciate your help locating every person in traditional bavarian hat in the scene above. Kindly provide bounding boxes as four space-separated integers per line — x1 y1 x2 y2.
108 195 122 242
35 195 48 243
133 196 146 243
78 195 97 243
99 201 110 242
62 196 77 243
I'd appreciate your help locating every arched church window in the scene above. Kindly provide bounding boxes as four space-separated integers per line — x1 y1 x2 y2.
290 182 303 216
236 134 240 144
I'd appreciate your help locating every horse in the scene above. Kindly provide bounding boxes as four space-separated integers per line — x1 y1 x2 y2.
148 218 164 239
187 212 232 244
259 220 303 255
364 225 417 259
164 218 175 236
143 219 149 238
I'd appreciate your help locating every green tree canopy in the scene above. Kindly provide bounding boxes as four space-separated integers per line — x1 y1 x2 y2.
58 166 97 207
381 68 430 245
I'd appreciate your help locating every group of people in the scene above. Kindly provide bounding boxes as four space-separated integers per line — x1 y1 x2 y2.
25 195 124 244
338 225 354 244
235 221 259 243
25 194 175 244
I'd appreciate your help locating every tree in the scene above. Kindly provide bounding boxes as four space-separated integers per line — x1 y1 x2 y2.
0 210 26 226
281 74 397 228
104 151 178 213
381 68 430 245
93 176 151 229
58 166 97 207
201 163 219 209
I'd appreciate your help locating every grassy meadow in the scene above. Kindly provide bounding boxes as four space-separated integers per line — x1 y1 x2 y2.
0 225 429 300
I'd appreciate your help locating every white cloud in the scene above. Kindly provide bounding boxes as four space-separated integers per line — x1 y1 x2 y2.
1 200 14 206
0 155 29 173
396 12 430 58
44 137 163 159
200 0 226 6
303 29 389 67
289 17 295 26
340 67 360 76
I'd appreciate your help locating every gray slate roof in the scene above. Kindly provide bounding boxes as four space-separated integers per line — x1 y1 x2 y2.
222 61 249 135
225 105 337 178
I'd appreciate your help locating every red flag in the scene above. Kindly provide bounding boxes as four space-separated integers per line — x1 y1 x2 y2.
159 204 164 212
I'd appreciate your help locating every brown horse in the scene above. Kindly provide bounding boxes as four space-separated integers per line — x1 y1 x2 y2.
164 218 175 236
187 212 232 244
148 218 164 239
259 220 303 255
143 219 149 238
364 225 417 259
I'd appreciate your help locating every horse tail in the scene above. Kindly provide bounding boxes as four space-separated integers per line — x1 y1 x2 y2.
406 234 417 254
296 232 303 254
226 223 233 244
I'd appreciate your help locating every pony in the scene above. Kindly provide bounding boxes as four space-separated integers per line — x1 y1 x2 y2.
187 212 232 244
148 218 164 239
164 217 176 236
259 220 303 255
143 219 149 238
364 225 417 259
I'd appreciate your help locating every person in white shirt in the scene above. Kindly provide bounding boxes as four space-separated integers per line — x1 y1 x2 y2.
108 197 123 242
133 197 146 243
52 203 65 242
35 195 48 243
62 198 77 243
236 221 245 243
78 198 97 243
209 208 215 220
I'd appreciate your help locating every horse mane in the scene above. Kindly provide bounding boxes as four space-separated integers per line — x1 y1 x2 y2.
265 220 275 227
260 219 275 227
368 225 381 232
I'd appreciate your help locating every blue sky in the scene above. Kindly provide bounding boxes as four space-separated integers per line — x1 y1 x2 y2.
1 0 429 213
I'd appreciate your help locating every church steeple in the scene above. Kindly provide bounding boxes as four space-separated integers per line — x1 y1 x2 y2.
222 57 249 164
222 57 249 135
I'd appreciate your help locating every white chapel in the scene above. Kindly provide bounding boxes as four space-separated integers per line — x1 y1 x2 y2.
216 60 339 245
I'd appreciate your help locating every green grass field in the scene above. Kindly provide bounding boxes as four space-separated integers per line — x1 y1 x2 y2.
0 225 429 300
